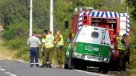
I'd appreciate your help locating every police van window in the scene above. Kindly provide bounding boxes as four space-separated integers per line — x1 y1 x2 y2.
73 30 81 42
91 32 99 38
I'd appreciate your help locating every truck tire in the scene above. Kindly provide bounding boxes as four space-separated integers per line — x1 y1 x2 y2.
101 67 109 74
99 64 109 74
119 56 126 71
122 62 126 71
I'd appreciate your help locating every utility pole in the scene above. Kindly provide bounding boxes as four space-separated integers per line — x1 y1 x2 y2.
127 6 128 14
29 0 33 37
50 0 54 34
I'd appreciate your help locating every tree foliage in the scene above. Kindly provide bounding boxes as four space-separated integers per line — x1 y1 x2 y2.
126 0 136 20
0 0 49 29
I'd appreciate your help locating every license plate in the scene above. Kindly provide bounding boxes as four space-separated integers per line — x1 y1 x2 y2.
87 56 98 59
84 55 99 61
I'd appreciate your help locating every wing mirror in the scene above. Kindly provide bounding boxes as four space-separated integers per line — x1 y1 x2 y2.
67 39 72 43
65 21 69 29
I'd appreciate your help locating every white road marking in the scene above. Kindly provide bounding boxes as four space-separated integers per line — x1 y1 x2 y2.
0 66 6 72
9 74 17 76
5 72 11 74
5 72 17 76
17 60 28 63
0 68 6 71
75 70 108 76
0 66 17 76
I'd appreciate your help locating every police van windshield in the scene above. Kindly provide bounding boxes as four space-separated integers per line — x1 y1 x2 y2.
91 32 99 38
74 26 111 45
73 27 102 44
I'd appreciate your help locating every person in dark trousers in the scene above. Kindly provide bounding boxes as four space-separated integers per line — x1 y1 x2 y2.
27 32 41 67
118 34 128 71
121 34 130 64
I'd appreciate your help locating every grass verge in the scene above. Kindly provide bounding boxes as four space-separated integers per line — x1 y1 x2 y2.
0 33 16 60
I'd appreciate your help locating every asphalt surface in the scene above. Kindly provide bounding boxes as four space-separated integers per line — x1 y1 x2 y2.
0 60 108 76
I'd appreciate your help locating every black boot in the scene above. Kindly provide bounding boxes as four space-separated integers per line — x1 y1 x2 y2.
36 64 39 67
40 64 46 68
48 64 52 68
45 63 52 68
30 64 34 67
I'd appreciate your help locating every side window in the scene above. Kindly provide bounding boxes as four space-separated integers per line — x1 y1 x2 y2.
91 32 99 38
73 31 81 42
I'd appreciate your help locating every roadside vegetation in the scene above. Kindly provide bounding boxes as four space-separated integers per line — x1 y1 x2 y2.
0 32 16 60
0 0 136 75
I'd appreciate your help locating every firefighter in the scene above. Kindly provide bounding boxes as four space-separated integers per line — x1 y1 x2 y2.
54 31 64 68
126 35 130 64
44 31 54 68
121 34 130 64
40 30 48 68
27 32 41 67
118 34 128 71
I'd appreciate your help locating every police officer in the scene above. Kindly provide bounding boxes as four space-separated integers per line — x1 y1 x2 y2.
54 31 64 68
44 31 54 68
27 32 41 67
40 30 48 68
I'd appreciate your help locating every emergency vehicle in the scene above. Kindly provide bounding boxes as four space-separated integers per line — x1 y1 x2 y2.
64 7 130 73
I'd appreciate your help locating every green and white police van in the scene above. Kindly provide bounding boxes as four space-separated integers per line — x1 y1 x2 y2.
64 26 112 73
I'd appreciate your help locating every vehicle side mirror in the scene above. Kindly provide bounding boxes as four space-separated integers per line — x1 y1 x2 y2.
65 21 69 29
67 39 71 43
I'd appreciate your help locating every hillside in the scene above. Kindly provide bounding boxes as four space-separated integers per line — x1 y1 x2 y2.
0 26 16 60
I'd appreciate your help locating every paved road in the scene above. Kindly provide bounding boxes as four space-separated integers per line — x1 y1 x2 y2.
0 60 107 76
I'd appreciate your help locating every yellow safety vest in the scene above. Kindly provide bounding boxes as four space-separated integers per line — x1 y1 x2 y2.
118 39 125 51
56 35 64 46
45 35 54 48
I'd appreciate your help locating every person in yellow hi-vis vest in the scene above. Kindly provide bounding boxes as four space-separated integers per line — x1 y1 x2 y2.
44 31 54 68
118 38 125 51
40 30 48 68
118 34 127 71
54 31 64 68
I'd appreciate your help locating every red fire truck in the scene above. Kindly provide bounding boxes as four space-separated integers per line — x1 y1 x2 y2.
65 7 130 72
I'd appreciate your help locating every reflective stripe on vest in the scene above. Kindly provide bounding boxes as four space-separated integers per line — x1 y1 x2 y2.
56 35 64 46
118 39 125 50
45 35 54 48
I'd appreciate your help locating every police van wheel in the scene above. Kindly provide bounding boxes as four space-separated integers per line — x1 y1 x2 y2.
64 64 68 69
80 65 87 70
74 64 80 69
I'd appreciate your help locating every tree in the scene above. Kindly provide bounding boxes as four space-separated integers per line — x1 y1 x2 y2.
126 0 136 20
0 0 49 29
